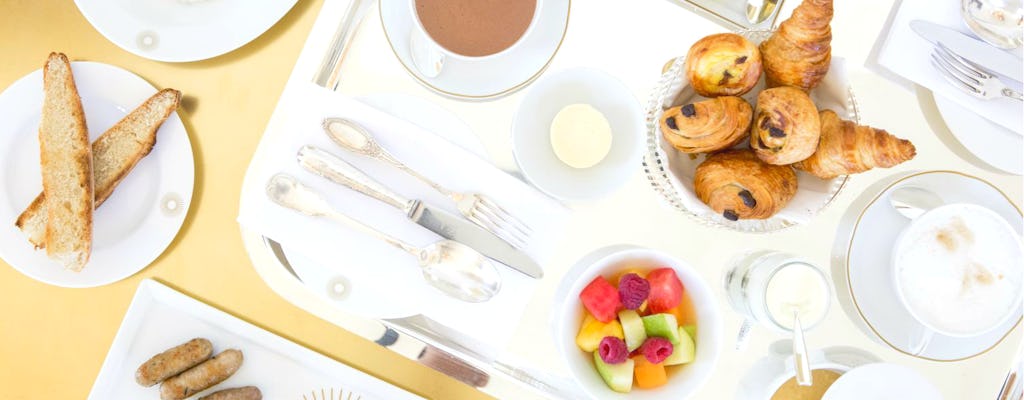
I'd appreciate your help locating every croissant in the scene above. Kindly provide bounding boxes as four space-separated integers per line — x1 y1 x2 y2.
695 149 798 220
750 86 820 165
793 110 916 179
661 96 753 153
685 33 763 97
760 0 833 91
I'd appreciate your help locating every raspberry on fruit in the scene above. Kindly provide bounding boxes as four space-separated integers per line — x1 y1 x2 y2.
618 273 650 310
598 336 628 364
639 337 674 364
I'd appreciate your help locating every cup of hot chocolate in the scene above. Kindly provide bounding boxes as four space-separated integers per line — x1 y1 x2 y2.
408 0 543 76
891 203 1024 353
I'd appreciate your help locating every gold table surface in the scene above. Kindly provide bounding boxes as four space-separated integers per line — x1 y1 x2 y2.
0 1 484 399
2 1 1023 400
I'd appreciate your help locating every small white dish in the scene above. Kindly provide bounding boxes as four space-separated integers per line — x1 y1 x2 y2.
88 279 423 399
379 0 570 100
551 246 723 399
0 61 194 288
933 94 1023 175
821 363 942 400
74 0 297 62
512 67 645 201
832 170 1022 361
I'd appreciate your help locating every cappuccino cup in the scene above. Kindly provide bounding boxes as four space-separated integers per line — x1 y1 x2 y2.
891 203 1023 353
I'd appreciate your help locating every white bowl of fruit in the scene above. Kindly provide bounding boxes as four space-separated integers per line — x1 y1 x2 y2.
552 246 723 399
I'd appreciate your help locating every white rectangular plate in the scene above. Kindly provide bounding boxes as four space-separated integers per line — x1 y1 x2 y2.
88 279 423 400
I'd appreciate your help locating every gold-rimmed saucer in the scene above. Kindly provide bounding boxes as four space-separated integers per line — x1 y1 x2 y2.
379 0 570 101
832 170 1022 362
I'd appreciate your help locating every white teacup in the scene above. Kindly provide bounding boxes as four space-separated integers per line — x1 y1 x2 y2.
407 0 544 77
891 203 1024 354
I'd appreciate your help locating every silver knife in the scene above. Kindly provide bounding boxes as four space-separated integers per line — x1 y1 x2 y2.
296 145 543 278
911 20 1023 83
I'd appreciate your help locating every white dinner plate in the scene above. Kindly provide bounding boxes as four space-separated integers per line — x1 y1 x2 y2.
0 61 194 288
74 0 297 62
88 279 423 399
933 94 1023 175
380 0 570 100
279 92 488 320
833 170 1022 361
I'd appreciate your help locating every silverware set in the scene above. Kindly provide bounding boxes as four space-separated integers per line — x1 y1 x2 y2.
930 43 1023 102
322 118 532 249
266 118 542 303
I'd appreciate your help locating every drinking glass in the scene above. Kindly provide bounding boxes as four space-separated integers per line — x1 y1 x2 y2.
962 0 1024 49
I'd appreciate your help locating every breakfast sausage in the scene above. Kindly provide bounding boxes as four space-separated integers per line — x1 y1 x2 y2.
160 349 244 400
198 386 262 400
136 338 213 387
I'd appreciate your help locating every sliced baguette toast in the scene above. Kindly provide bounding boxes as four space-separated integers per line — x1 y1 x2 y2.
16 88 182 252
37 52 93 271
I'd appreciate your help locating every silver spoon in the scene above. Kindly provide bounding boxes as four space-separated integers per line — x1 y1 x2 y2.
792 309 813 386
265 173 501 303
889 186 944 220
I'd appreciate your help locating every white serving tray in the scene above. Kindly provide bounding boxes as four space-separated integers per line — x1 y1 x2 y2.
88 279 423 400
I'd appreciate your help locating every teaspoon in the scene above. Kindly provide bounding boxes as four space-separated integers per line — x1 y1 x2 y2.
889 186 944 220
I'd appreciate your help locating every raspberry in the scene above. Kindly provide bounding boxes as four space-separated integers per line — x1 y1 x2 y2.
618 273 650 310
639 337 674 364
598 336 628 364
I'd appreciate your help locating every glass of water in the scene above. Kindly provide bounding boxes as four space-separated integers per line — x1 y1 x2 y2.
962 0 1024 49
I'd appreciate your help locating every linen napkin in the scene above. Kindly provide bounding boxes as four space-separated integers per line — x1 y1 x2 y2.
238 80 568 350
660 59 852 226
874 0 1023 135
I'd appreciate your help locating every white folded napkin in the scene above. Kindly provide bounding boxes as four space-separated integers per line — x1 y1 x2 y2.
663 59 853 226
238 81 568 350
875 0 1023 134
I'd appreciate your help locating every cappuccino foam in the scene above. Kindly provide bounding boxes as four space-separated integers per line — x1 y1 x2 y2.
894 204 1023 336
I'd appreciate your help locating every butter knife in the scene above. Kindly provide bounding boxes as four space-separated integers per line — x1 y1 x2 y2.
911 20 1023 83
297 145 543 278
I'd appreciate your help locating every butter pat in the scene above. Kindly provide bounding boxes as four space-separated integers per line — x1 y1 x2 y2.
550 104 612 169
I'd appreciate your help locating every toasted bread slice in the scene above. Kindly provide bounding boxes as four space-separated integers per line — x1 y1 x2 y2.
16 89 182 251
37 52 93 271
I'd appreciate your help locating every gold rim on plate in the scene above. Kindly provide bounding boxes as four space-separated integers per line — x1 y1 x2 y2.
843 170 1022 362
379 0 571 101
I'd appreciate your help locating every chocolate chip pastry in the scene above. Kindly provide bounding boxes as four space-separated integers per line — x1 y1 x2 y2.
695 149 798 220
750 86 821 165
684 33 762 97
661 96 753 153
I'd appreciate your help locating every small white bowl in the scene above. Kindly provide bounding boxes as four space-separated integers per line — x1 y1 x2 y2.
512 67 644 201
551 246 724 399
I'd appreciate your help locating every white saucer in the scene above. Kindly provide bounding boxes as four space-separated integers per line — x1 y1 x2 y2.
74 0 297 62
832 170 1021 361
0 62 194 288
279 92 488 320
933 94 1023 175
379 0 570 100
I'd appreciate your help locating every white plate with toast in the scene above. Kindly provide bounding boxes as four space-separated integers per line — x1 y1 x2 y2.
89 279 424 399
0 61 193 288
74 0 297 63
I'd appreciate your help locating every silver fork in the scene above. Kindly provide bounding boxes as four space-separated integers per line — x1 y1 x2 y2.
321 117 532 248
931 43 1023 102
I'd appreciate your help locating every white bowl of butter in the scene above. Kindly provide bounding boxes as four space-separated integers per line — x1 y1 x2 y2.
512 67 644 201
